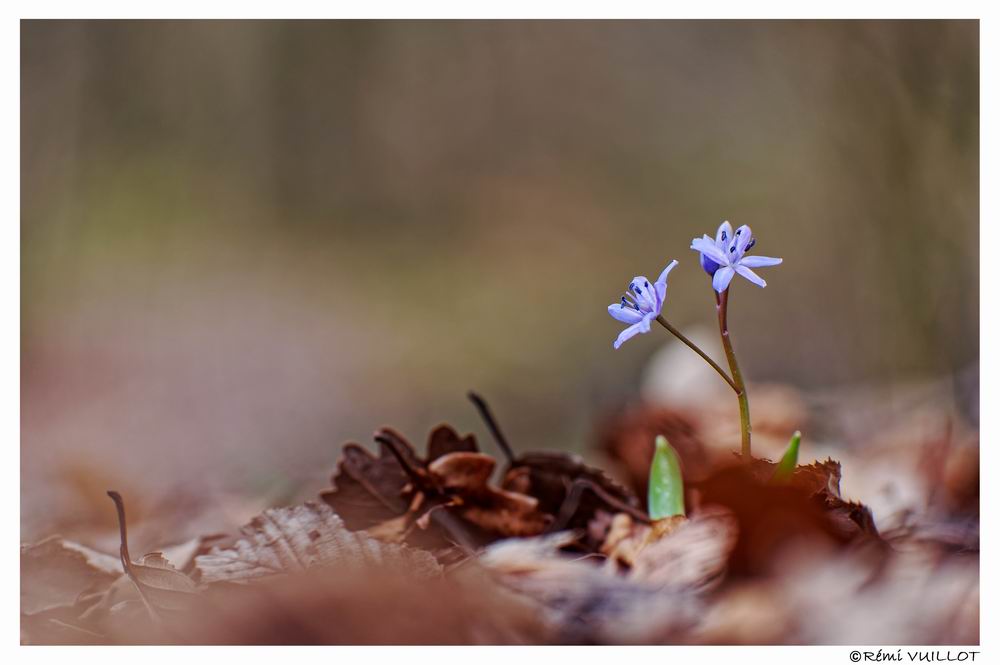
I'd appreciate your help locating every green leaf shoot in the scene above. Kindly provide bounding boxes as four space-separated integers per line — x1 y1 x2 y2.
647 435 685 519
773 430 802 482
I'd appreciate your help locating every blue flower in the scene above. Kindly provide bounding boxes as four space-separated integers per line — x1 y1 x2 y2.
691 220 782 292
607 260 678 349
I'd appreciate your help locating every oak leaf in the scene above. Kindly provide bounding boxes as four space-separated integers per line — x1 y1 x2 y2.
468 392 643 537
319 438 415 531
428 452 550 537
322 424 551 551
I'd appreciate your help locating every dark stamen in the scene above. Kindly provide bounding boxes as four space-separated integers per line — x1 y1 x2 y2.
735 228 742 235
730 245 737 253
746 238 756 251
721 231 727 242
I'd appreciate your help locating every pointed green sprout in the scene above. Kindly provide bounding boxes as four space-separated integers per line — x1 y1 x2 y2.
648 435 685 519
773 430 802 482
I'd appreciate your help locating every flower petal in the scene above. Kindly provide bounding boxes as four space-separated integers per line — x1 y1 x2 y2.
629 276 657 312
716 220 733 245
691 237 728 265
654 259 678 308
608 303 643 325
732 224 753 257
712 265 736 292
638 313 653 333
740 255 782 268
700 252 721 276
613 322 645 349
734 264 767 288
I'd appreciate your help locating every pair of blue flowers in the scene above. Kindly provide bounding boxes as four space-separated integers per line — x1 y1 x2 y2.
608 220 782 349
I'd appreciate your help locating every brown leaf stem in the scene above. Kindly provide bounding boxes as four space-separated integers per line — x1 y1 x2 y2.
106 490 133 577
467 391 517 463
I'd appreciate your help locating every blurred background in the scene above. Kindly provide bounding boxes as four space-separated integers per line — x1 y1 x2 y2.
21 20 978 541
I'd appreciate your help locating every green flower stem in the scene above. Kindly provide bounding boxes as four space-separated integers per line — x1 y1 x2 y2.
655 315 738 393
715 290 752 461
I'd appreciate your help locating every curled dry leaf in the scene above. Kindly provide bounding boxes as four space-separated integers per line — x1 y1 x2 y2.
501 451 642 533
21 536 124 644
601 514 685 570
107 491 199 621
746 455 880 541
321 427 472 552
160 536 217 575
322 424 551 551
319 437 414 531
693 461 883 576
322 395 645 557
125 552 199 612
195 501 441 584
469 391 643 536
21 536 122 616
427 424 479 461
781 457 843 497
428 451 551 537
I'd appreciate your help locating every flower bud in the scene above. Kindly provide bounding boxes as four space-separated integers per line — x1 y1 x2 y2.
700 252 721 276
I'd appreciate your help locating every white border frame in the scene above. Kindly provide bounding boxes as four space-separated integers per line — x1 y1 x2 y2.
7 5 992 664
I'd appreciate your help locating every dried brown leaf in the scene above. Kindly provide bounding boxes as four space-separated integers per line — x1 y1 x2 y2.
428 451 494 490
628 511 736 592
428 452 551 537
747 456 881 541
468 391 643 541
21 536 121 615
694 461 882 576
20 536 124 644
107 491 199 622
127 552 199 611
501 451 641 536
322 425 551 550
320 440 413 531
194 501 441 583
599 510 734 596
427 424 478 462
601 514 687 567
